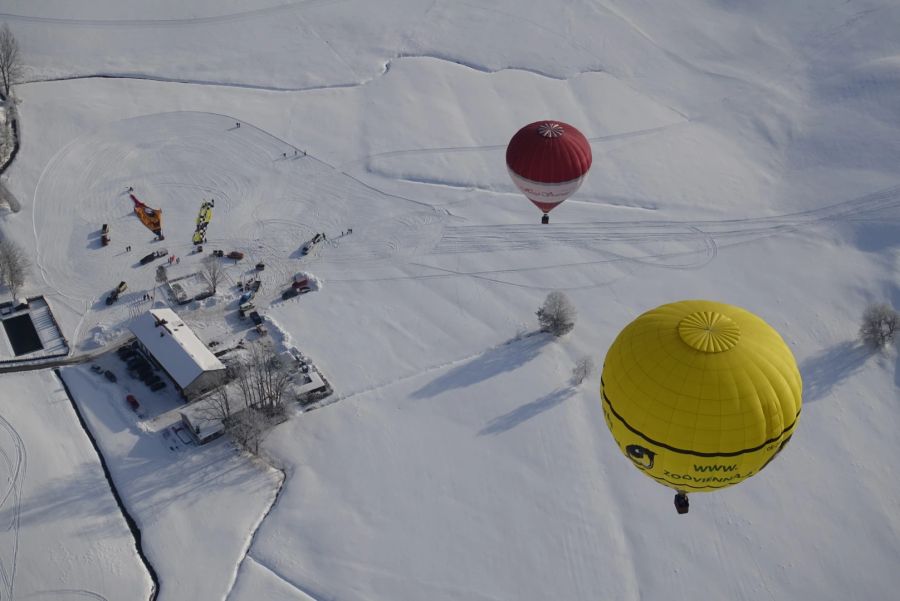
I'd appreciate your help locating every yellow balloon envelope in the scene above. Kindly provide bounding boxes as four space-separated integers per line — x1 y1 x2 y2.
601 300 802 492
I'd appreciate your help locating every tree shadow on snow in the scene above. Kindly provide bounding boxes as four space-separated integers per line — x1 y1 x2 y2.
411 332 552 400
800 340 871 403
478 387 575 436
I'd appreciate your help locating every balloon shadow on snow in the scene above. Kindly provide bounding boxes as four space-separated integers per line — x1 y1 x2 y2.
411 332 552 400
478 387 575 436
800 340 871 403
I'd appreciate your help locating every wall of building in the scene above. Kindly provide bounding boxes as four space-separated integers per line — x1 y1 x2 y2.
184 369 227 401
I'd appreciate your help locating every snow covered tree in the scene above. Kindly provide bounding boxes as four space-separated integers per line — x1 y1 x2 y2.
571 356 595 386
0 24 23 99
537 291 576 337
202 254 224 293
0 237 29 298
860 303 898 349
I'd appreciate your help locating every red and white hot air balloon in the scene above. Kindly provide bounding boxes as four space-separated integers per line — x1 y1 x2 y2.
506 121 592 223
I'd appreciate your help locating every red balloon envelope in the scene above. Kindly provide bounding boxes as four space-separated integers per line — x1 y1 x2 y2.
506 121 592 216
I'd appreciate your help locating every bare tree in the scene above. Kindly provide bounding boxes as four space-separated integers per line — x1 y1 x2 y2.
228 407 269 454
202 254 224 293
196 380 236 426
234 342 293 412
193 345 291 454
536 291 576 337
860 303 899 349
0 237 29 298
0 24 23 99
570 356 595 386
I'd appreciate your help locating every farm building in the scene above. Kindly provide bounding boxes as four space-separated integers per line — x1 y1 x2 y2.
129 308 226 400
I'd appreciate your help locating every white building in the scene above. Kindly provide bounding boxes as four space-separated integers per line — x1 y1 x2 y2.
129 308 226 400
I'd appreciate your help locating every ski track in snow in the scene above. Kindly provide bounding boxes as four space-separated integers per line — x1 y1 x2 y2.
0 415 26 601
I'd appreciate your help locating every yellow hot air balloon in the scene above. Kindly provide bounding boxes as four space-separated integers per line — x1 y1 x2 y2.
600 300 802 514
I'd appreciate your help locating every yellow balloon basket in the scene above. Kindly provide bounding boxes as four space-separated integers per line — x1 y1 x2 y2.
601 300 802 493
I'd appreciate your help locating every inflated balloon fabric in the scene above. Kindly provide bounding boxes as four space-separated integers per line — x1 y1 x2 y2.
601 300 802 492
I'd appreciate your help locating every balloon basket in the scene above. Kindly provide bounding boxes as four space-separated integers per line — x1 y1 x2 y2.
541 213 549 224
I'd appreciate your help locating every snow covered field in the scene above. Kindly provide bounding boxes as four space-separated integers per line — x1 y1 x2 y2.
0 371 151 600
0 0 898 599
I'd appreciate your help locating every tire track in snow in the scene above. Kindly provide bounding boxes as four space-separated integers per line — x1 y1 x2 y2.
240 556 322 601
0 415 26 601
0 0 343 27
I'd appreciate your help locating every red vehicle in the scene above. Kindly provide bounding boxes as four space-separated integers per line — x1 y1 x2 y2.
126 394 140 411
227 251 244 260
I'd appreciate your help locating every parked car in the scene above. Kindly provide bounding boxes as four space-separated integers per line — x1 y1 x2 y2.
227 251 244 260
104 370 117 383
105 281 127 305
149 381 167 392
239 302 255 318
281 288 299 301
90 364 103 374
126 394 140 411
139 248 168 265
249 311 264 325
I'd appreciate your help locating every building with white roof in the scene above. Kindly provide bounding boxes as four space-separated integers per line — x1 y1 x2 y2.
129 308 226 400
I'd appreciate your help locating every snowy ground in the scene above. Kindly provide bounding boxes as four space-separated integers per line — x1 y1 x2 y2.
0 371 151 600
0 0 898 599
58 362 281 601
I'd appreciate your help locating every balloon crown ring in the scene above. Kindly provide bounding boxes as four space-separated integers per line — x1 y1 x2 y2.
678 311 741 353
537 122 564 138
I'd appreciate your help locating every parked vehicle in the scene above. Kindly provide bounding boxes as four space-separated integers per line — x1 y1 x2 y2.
249 311 263 325
300 233 324 256
281 288 299 300
149 381 167 392
90 364 103 374
227 251 244 260
139 248 168 265
126 394 140 411
105 281 127 305
239 302 255 318
104 370 118 383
